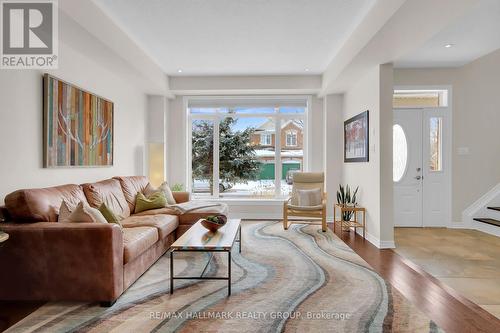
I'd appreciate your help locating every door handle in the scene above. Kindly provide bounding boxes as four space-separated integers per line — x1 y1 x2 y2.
415 175 422 180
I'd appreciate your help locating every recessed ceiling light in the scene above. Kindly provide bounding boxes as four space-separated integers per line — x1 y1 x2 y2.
444 44 454 48
177 69 183 73
304 68 310 72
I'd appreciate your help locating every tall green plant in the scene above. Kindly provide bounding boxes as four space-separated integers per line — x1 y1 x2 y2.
336 184 359 221
192 118 261 191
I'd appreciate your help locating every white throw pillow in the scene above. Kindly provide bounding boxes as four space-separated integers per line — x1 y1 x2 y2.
297 188 322 207
61 201 107 224
144 182 176 205
58 200 75 223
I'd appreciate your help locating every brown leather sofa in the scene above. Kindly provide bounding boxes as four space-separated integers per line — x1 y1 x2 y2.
0 176 227 305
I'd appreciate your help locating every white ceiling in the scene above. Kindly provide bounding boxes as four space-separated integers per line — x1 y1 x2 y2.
395 0 500 68
94 0 375 76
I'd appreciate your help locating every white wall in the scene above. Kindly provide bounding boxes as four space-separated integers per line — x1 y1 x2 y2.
342 64 394 248
394 48 500 224
0 8 157 203
323 94 344 219
167 96 187 186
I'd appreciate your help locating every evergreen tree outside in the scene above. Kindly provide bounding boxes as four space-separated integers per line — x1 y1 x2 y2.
192 118 261 192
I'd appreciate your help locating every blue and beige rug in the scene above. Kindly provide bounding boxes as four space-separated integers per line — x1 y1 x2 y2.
7 222 443 332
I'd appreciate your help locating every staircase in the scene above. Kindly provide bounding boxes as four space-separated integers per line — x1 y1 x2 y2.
463 184 500 237
473 207 500 227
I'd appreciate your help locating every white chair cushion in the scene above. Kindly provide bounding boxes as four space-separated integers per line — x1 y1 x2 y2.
297 188 322 206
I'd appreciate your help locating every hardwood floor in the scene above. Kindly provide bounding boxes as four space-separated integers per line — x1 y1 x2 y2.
394 227 500 319
1 223 500 332
332 224 500 333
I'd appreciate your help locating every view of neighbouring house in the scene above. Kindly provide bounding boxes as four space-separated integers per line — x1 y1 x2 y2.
190 107 306 198
251 119 304 181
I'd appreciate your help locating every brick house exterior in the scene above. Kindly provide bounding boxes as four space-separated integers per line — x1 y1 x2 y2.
250 120 303 151
250 120 304 169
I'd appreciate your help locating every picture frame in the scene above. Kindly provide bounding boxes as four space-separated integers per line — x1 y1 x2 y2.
344 110 369 163
43 74 114 168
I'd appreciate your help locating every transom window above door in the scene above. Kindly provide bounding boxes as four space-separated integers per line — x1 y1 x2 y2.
187 96 309 199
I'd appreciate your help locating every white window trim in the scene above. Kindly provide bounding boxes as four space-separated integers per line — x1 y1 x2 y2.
285 130 298 147
184 95 310 199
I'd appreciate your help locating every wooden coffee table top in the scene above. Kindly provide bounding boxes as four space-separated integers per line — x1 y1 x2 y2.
0 231 9 243
171 219 240 251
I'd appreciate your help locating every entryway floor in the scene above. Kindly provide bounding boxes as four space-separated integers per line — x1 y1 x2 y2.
394 227 500 319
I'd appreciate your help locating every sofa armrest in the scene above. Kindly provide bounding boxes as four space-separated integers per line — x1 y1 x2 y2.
173 191 190 203
0 206 9 222
0 222 124 302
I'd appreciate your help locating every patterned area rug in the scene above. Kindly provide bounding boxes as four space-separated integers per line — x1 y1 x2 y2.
7 222 443 332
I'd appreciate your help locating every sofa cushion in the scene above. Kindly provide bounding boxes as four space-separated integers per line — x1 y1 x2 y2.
4 184 88 222
113 176 149 212
99 203 122 226
134 192 167 214
122 226 158 264
179 203 229 225
57 200 74 223
82 179 130 219
144 182 176 205
122 214 178 239
64 201 108 224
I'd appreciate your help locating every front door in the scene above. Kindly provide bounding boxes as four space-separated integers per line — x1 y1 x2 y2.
394 109 423 227
393 108 450 227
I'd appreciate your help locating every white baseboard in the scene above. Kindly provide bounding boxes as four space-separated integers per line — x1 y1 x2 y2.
362 230 395 249
447 221 469 229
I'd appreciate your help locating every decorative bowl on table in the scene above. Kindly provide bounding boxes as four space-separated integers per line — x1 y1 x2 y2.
201 215 227 232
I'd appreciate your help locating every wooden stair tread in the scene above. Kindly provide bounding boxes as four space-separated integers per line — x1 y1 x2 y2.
487 206 500 212
473 218 500 227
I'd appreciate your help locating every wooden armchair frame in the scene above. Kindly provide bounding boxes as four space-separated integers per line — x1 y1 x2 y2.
283 192 327 232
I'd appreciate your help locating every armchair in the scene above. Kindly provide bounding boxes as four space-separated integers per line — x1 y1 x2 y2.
283 172 327 232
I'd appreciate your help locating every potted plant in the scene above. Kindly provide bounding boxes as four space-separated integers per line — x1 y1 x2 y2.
336 184 359 223
170 183 184 192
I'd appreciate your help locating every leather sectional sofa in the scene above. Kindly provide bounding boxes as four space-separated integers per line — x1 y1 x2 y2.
0 176 227 305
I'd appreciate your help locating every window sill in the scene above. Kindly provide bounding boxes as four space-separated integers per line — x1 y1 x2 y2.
192 197 287 205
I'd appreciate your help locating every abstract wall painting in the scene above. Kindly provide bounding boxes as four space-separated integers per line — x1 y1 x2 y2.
43 74 113 167
344 110 369 163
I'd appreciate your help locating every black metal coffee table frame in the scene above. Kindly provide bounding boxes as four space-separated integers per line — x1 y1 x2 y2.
170 224 241 296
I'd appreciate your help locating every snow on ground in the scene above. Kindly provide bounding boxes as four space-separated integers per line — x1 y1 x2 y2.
254 149 303 158
193 179 292 197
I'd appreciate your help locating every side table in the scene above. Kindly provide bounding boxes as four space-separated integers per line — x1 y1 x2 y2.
333 204 366 239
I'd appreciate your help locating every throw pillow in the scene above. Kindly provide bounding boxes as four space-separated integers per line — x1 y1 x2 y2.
297 188 322 207
65 201 108 223
134 191 167 213
144 182 176 205
58 200 74 223
99 203 122 226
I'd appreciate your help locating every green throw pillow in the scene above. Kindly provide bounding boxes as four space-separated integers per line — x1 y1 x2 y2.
99 203 122 226
134 192 167 213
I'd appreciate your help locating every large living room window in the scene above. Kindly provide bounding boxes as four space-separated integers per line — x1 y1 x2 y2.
188 97 308 199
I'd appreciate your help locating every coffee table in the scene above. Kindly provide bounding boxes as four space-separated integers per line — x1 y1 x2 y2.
0 231 8 244
170 219 241 296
